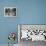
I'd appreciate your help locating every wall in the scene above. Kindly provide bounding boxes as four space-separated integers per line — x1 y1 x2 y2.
19 0 46 24
0 0 46 44
0 0 20 44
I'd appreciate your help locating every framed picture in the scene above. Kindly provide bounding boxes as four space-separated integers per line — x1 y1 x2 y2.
4 7 17 17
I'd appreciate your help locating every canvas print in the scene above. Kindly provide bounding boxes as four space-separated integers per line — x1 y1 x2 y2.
4 7 16 17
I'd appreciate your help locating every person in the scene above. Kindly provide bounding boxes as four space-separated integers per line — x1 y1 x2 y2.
5 8 10 16
12 8 16 16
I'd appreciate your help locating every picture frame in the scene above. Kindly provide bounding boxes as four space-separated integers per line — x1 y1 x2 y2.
4 7 17 17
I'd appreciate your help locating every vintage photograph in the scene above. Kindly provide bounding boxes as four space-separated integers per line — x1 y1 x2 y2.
4 7 16 17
